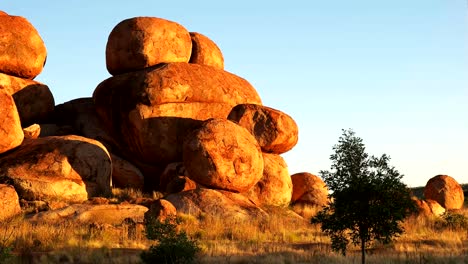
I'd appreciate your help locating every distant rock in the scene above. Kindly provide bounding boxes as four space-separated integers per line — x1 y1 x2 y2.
0 184 21 220
145 199 177 222
189 32 224 69
106 17 192 75
0 135 112 203
0 90 24 154
424 175 464 210
0 14 47 79
291 172 328 207
245 153 292 207
0 73 54 126
166 188 267 221
183 119 263 193
29 203 148 224
228 104 298 154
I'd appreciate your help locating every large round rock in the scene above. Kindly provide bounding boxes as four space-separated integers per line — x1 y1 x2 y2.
424 175 464 210
0 184 21 220
183 119 263 193
245 153 292 207
106 17 192 75
0 90 24 154
0 135 112 203
0 15 47 79
291 172 328 206
228 104 298 154
189 32 224 69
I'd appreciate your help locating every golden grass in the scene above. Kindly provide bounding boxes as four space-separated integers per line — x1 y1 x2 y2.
0 189 466 263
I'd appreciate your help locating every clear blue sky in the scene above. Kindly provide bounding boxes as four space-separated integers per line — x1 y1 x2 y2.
3 1 467 187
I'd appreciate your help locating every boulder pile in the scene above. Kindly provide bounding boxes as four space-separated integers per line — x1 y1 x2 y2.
424 175 464 210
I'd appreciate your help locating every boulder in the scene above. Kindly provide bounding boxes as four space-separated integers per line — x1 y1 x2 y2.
412 197 431 217
23 124 41 139
159 162 187 191
245 153 292 207
0 73 54 126
110 153 145 189
106 17 192 75
166 188 267 221
0 11 8 16
166 176 198 194
426 199 446 216
29 204 148 224
183 119 264 193
291 172 328 207
93 63 262 165
52 98 116 149
189 32 224 69
424 175 464 210
0 15 47 79
145 199 177 222
0 90 24 154
228 104 298 154
0 135 112 203
0 184 21 220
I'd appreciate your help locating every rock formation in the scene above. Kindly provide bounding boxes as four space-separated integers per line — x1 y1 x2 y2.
424 175 464 210
189 32 224 69
291 172 328 206
0 89 24 154
0 184 21 220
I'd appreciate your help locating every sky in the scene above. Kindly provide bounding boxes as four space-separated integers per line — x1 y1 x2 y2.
2 1 467 187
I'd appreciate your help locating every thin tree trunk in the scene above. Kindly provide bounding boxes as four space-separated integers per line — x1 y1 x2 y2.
361 239 365 264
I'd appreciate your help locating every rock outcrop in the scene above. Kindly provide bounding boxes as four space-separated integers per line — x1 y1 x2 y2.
291 172 328 206
0 90 24 154
0 184 21 220
0 135 112 203
144 199 177 222
166 188 268 221
189 32 224 69
183 119 264 193
424 175 464 210
106 17 192 75
0 14 47 79
228 104 298 154
245 153 292 207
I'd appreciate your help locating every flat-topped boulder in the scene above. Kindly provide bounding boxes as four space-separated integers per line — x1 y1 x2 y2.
106 17 192 75
0 14 47 79
0 135 112 203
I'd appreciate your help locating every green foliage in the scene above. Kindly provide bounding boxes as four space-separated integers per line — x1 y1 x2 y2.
141 217 200 264
312 129 416 263
436 212 468 230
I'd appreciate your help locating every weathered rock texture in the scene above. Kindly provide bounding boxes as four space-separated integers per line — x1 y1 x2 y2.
23 124 41 139
166 188 267 221
145 199 177 222
189 32 224 69
291 172 328 207
110 153 145 189
0 184 21 220
0 73 54 126
0 135 112 203
93 63 262 166
228 104 298 154
29 204 148 224
106 17 192 75
0 15 47 79
245 153 292 207
0 90 24 154
426 199 446 216
424 175 464 210
183 119 264 193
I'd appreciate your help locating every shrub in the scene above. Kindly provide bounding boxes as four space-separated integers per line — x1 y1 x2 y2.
436 212 468 230
141 217 200 264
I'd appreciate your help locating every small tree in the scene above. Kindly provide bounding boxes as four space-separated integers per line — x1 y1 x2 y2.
312 129 416 264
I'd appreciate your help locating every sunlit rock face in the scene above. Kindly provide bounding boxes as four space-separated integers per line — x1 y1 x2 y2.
291 172 329 207
0 14 47 79
424 175 464 210
189 32 224 70
0 90 24 154
0 184 21 220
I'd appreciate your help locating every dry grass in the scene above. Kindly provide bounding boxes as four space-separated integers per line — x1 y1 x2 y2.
0 188 467 263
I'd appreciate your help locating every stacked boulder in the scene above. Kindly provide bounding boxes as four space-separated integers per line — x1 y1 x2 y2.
92 16 299 219
0 11 113 218
424 175 464 211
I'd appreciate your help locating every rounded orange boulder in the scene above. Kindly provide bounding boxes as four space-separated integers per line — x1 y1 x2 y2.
291 172 328 206
189 32 224 69
424 175 464 210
